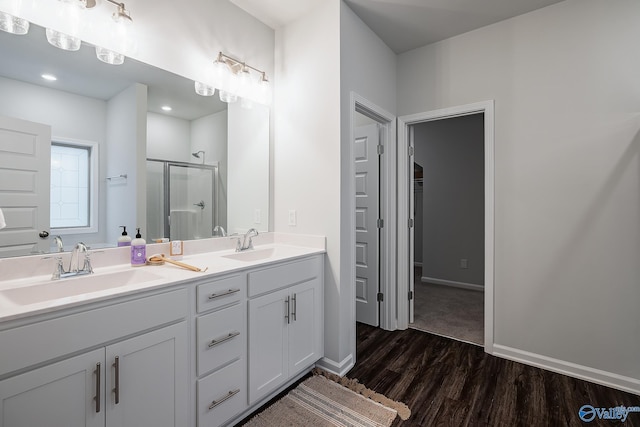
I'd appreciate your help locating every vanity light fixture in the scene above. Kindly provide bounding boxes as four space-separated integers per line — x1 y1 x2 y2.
94 0 133 65
0 11 29 35
195 52 270 105
46 0 85 51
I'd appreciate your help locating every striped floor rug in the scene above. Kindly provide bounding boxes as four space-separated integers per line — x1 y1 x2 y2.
245 373 407 427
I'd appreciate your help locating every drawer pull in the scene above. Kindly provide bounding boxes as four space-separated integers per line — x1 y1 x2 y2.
208 288 240 300
208 389 240 410
292 293 297 321
284 296 290 324
113 356 120 404
208 331 241 348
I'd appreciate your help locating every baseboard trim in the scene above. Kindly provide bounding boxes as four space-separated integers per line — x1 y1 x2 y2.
421 276 484 292
493 344 640 396
316 354 354 377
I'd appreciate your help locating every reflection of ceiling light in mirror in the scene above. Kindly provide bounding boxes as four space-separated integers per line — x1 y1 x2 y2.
219 90 237 103
41 74 58 81
95 46 125 65
195 81 215 96
46 27 81 51
161 106 172 112
0 12 30 35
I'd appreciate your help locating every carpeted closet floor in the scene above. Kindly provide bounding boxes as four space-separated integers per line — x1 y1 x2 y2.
410 267 484 345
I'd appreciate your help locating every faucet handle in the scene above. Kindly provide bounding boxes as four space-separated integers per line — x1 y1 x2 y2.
82 251 94 274
229 235 242 252
51 256 65 280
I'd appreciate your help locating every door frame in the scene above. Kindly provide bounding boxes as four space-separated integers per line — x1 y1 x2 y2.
349 92 397 333
397 100 495 354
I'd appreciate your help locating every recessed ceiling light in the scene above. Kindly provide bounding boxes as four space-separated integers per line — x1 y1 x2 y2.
161 105 172 111
41 74 57 81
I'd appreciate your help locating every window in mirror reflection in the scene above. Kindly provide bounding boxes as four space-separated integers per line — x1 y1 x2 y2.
50 141 94 230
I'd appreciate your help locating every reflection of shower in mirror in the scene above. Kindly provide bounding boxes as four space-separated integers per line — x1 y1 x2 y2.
191 150 205 164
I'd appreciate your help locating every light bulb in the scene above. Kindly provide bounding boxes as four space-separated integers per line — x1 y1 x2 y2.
46 0 85 51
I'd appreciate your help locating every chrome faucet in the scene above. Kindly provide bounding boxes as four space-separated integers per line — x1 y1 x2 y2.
51 242 94 280
53 235 64 252
213 225 227 237
239 228 259 252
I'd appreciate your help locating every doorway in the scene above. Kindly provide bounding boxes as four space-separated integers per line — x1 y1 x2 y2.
397 101 495 353
411 113 485 345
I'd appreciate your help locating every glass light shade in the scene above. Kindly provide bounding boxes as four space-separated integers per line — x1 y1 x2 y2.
237 68 252 99
219 90 237 103
95 46 125 65
0 12 29 35
46 27 81 51
213 59 229 91
195 81 215 96
257 78 271 105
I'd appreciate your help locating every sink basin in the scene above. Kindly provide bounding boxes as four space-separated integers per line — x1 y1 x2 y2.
222 247 277 262
1 269 163 306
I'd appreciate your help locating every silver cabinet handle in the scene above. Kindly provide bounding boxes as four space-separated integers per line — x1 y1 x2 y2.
292 293 297 321
113 356 120 405
208 331 240 348
208 389 240 410
284 296 290 324
208 289 240 300
94 363 101 413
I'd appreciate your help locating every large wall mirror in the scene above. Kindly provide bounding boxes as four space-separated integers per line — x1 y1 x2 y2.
0 23 270 259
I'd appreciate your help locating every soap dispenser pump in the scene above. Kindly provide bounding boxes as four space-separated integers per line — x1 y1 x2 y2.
118 226 132 247
131 228 146 266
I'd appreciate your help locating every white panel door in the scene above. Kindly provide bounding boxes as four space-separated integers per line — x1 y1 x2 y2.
355 124 380 326
0 115 51 257
0 348 105 427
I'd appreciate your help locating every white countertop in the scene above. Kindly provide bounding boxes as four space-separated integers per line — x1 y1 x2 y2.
0 233 325 323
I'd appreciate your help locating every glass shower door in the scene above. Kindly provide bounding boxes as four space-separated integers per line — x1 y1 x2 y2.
168 164 215 241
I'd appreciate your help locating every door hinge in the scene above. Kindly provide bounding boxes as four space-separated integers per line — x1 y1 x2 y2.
377 144 384 155
377 218 384 228
408 291 414 300
408 146 414 156
377 292 384 302
408 218 414 228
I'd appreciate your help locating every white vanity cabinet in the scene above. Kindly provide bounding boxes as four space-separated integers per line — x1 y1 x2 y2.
247 255 324 405
0 289 189 427
195 274 248 427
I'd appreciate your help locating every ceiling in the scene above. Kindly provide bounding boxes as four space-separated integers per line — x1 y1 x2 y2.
231 0 565 53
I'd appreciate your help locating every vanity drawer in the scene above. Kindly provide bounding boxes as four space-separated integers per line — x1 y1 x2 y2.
196 274 246 313
197 358 247 427
248 256 322 297
197 303 245 376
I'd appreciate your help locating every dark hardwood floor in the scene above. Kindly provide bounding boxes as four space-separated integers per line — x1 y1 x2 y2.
348 323 639 427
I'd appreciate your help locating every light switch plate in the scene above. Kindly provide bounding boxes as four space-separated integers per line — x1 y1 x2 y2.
170 240 183 257
288 210 297 226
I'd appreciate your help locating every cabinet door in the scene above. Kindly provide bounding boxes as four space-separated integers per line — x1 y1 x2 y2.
105 322 188 427
288 278 323 376
0 348 105 427
248 288 289 405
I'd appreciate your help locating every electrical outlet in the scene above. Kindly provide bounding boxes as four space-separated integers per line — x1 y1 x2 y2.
288 210 297 226
460 258 468 269
254 209 261 224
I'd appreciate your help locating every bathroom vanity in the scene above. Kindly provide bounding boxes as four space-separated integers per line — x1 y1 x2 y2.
0 234 325 427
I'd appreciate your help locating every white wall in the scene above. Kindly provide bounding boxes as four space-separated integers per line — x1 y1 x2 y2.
274 0 342 369
414 114 484 286
192 110 228 230
227 103 269 235
0 76 108 246
147 112 190 162
105 84 147 245
398 0 640 391
339 2 396 366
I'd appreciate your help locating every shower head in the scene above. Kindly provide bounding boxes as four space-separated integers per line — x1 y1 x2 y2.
192 150 204 159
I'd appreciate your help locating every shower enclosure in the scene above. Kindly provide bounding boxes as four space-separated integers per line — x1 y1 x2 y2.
146 159 219 241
